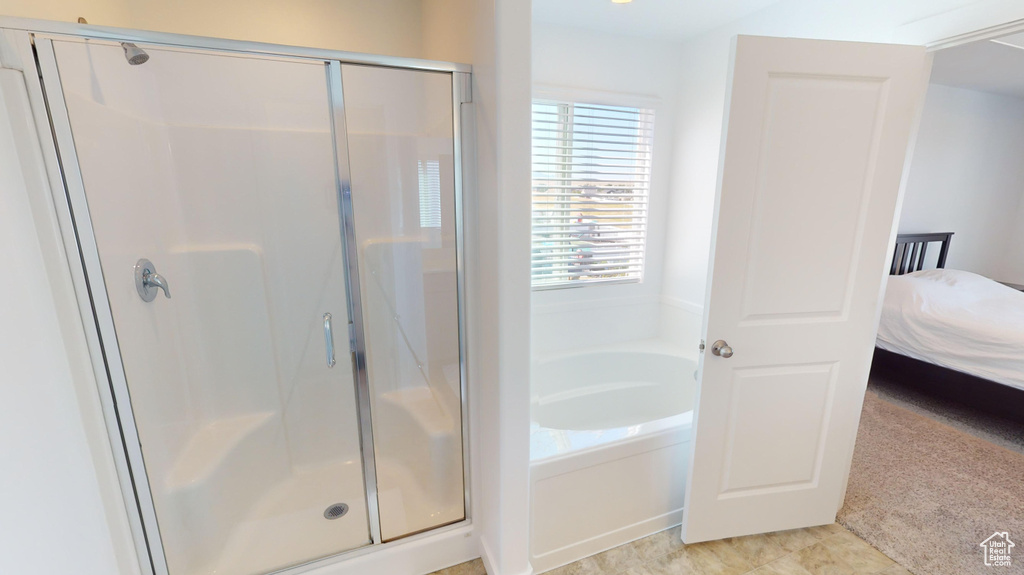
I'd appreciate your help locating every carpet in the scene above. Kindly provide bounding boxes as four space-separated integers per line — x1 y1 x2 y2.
870 377 1024 456
837 391 1024 575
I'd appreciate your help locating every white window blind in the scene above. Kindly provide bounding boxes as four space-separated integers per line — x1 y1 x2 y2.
418 160 441 229
531 100 654 289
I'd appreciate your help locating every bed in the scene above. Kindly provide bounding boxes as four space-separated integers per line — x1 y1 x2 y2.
871 232 1024 421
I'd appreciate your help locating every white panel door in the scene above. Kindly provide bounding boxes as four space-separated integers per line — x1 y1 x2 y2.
682 35 929 543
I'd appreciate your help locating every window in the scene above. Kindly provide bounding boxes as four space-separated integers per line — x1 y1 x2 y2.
531 99 654 289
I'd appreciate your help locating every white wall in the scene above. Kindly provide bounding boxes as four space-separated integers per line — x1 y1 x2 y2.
422 0 477 64
898 83 1024 283
0 68 134 575
530 24 687 355
660 0 1024 314
0 0 476 62
471 0 534 574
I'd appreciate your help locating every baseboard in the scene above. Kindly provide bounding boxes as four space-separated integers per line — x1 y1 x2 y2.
480 538 498 575
530 510 683 574
480 537 534 575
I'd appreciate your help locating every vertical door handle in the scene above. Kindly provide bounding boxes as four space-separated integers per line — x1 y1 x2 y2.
324 313 336 368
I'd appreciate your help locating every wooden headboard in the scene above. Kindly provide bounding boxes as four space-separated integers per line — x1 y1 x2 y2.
890 232 953 275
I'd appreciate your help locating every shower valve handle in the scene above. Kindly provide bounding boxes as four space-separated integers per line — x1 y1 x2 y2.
134 258 171 302
144 271 171 299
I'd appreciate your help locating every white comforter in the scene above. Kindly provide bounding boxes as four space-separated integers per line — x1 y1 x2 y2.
876 269 1024 391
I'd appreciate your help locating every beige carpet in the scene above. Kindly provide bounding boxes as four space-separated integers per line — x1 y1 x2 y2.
838 392 1024 575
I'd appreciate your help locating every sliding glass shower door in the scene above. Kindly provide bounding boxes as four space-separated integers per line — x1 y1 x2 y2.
47 39 370 574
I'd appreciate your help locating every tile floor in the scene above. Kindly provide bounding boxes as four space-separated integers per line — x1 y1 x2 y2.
429 523 912 575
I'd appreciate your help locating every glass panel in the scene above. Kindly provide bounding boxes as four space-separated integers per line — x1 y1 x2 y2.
341 64 465 540
53 40 370 574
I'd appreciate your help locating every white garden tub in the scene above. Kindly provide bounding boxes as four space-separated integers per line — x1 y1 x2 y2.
529 344 697 573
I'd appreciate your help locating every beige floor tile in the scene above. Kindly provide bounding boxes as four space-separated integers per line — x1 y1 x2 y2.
720 533 788 567
631 526 686 562
523 524 905 575
793 540 858 575
684 542 752 575
805 524 845 540
764 528 824 553
705 539 762 573
819 532 893 574
748 554 818 575
644 547 702 575
587 543 645 573
622 565 659 575
428 558 487 575
545 559 602 575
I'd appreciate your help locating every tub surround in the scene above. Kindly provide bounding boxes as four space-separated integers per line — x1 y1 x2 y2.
530 339 696 461
528 342 697 573
530 337 693 365
530 410 692 461
529 421 691 573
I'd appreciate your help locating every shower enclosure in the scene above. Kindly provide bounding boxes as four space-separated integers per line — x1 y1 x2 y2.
26 28 469 575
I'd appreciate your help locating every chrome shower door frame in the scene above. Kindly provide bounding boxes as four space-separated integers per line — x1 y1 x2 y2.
452 69 474 530
17 21 473 575
326 59 382 546
330 61 475 546
32 36 168 575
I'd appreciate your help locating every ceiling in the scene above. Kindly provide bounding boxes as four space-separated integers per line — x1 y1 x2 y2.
931 33 1024 100
532 0 783 42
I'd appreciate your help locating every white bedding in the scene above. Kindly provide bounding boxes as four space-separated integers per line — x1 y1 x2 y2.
876 268 1024 391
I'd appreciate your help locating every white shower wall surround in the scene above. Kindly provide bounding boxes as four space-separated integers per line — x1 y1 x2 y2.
15 23 471 575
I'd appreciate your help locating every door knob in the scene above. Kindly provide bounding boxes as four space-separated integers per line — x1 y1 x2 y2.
711 339 733 358
135 258 171 302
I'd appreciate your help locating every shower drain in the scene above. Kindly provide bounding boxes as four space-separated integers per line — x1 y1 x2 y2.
323 503 350 520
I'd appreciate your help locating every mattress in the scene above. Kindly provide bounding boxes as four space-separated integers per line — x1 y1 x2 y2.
876 268 1024 392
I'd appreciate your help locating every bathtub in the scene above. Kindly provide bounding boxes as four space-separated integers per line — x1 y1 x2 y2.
529 344 697 574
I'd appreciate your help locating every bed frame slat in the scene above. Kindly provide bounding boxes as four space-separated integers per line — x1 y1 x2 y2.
890 232 953 275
